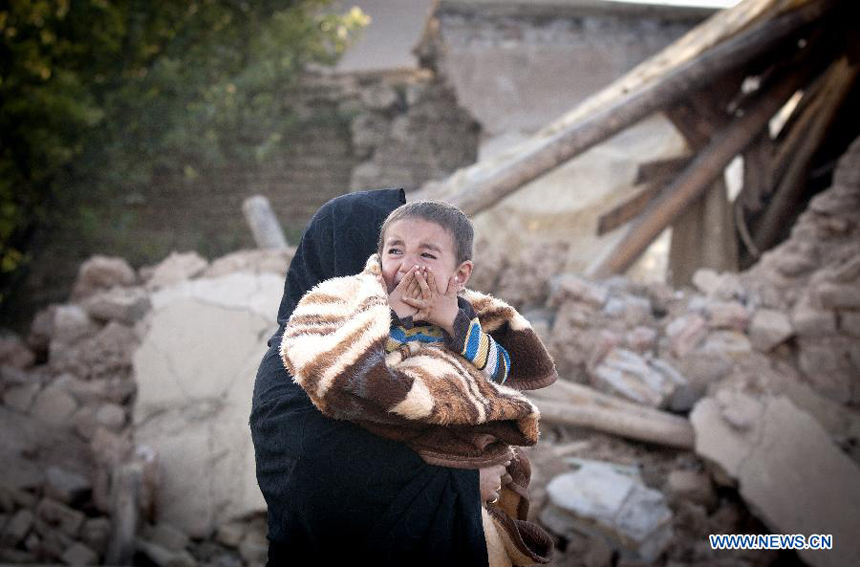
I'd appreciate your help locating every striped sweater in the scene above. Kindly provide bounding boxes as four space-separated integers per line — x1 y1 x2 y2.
387 297 511 385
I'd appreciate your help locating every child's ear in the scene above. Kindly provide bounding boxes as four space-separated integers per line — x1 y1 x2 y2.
456 261 474 289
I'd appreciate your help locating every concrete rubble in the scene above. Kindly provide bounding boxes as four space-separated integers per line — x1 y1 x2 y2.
1 136 858 566
542 459 674 563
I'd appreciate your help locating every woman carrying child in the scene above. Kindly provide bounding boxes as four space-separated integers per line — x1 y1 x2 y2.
251 188 556 566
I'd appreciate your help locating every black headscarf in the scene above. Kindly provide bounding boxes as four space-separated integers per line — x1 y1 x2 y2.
251 189 487 567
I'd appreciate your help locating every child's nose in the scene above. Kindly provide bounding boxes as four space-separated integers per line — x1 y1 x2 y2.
398 254 426 272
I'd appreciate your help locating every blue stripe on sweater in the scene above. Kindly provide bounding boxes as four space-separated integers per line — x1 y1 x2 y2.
464 321 481 359
390 327 444 344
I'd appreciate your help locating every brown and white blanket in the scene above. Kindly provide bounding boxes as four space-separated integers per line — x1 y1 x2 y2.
280 254 558 468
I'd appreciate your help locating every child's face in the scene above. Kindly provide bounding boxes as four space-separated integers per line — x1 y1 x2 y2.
380 218 472 294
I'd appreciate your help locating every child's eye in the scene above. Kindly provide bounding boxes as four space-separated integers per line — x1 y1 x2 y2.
421 253 437 259
388 248 401 255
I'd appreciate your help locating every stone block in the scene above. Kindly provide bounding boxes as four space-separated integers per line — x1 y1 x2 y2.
797 340 853 404
0 364 31 386
83 287 151 325
0 334 35 369
238 530 268 566
592 349 685 408
774 252 817 277
23 531 40 552
602 294 652 326
1 509 33 547
28 305 56 353
215 522 246 549
840 312 860 337
136 537 196 567
90 427 133 469
692 269 745 300
0 549 36 563
61 542 99 566
72 405 98 441
36 519 75 559
94 403 126 431
544 460 673 563
665 314 707 358
52 374 110 405
30 386 78 426
549 274 608 308
831 256 860 283
748 309 793 351
145 522 190 553
36 498 85 537
80 517 111 555
691 268 719 296
0 484 37 510
624 326 657 354
202 249 293 279
52 305 100 346
51 321 137 381
359 83 398 110
791 303 837 336
817 283 860 309
666 470 717 510
71 255 136 301
144 251 208 291
704 300 749 331
45 466 92 506
3 383 40 413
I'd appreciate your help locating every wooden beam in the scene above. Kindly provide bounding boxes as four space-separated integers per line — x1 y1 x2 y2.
771 72 830 186
664 80 741 286
586 64 818 278
598 183 664 236
753 57 859 251
738 132 776 216
598 154 695 235
634 154 694 185
415 0 835 216
530 380 694 449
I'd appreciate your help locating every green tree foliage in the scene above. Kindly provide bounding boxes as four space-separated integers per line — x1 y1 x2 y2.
0 0 367 306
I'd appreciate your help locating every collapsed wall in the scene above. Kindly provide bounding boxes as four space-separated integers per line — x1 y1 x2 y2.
1 137 858 566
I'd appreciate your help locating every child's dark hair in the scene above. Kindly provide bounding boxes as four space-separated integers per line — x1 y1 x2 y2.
377 200 474 265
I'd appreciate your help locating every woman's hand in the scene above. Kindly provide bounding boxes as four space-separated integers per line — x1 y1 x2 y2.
479 462 509 504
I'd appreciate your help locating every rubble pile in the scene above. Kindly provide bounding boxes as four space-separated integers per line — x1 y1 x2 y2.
0 249 292 566
471 136 860 567
1 136 858 566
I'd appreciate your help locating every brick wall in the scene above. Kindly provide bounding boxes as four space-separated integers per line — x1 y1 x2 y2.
7 69 480 329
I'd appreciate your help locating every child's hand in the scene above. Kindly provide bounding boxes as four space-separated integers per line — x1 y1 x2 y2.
402 269 460 335
388 266 420 319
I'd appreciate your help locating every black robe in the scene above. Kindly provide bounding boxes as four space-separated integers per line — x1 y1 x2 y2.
250 188 488 566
